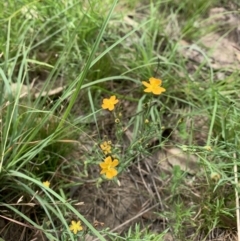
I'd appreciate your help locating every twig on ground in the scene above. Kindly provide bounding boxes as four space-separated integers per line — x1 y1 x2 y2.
92 203 160 241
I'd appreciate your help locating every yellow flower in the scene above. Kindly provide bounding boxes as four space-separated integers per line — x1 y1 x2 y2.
100 156 119 179
100 141 111 155
142 77 166 95
69 220 83 234
101 95 119 111
42 181 50 188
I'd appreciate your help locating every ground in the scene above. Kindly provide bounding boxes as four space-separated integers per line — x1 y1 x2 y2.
1 0 240 240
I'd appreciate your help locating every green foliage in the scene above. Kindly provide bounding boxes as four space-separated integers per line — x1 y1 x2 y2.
108 223 168 240
1 0 240 240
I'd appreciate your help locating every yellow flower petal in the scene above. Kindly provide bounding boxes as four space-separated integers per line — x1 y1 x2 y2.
105 168 118 179
100 162 108 169
143 88 152 93
149 77 162 85
100 169 107 174
112 159 119 167
152 86 166 95
105 156 112 164
142 81 151 88
110 95 119 104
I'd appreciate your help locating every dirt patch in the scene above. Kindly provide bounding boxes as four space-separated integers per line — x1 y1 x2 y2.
72 157 166 238
178 7 240 74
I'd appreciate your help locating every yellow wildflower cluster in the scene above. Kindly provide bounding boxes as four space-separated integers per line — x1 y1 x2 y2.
99 77 165 179
100 141 111 155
